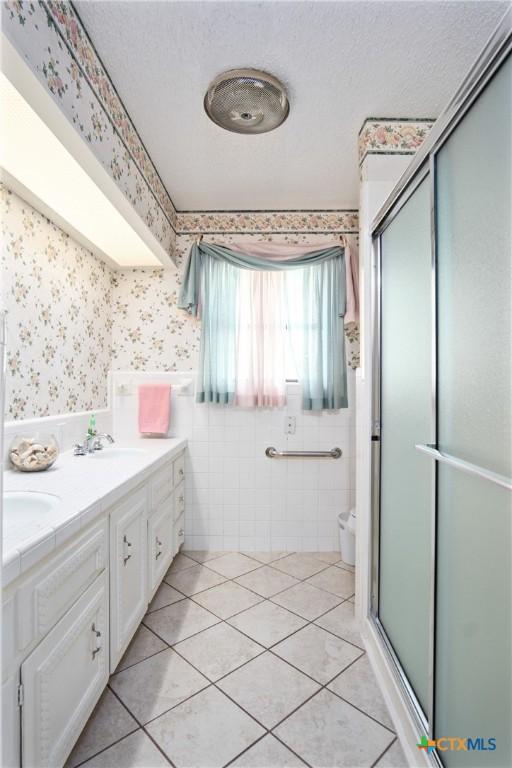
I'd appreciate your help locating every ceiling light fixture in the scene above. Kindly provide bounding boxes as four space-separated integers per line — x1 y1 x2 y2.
204 69 289 134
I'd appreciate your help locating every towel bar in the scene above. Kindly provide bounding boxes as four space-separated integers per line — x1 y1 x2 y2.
265 446 342 459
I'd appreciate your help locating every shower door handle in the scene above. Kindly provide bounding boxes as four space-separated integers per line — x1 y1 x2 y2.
415 444 512 491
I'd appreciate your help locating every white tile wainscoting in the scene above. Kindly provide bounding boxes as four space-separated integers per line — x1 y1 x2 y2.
111 371 356 552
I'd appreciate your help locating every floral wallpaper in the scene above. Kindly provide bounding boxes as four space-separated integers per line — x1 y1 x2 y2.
2 0 176 258
111 230 360 374
2 185 359 421
1 185 114 420
358 118 435 165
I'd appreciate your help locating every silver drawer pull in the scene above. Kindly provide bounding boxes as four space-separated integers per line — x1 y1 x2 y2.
155 537 163 559
178 528 184 537
178 495 184 504
178 467 184 476
91 623 102 659
123 534 132 565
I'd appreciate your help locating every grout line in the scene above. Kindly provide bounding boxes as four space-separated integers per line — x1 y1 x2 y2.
69 725 140 768
326 687 396 735
107 685 177 767
269 732 313 768
141 615 222 651
371 736 398 767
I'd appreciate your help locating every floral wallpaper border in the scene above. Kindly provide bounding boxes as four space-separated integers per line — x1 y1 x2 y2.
358 118 435 165
176 210 358 234
2 0 176 257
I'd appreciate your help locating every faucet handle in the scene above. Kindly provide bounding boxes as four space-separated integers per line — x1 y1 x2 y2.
73 443 87 456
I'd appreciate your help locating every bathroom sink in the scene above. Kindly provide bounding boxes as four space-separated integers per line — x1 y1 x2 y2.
3 491 64 547
88 447 148 460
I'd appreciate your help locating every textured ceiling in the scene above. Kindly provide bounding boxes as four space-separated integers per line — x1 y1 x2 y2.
75 0 507 211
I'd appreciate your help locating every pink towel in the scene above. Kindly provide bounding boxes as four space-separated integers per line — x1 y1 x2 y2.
138 383 171 435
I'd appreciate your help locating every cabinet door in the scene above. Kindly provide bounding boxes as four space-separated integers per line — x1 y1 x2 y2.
21 572 108 768
148 497 174 597
110 487 148 670
2 673 20 768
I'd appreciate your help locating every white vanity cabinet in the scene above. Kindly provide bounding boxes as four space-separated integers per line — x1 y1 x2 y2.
20 572 109 768
2 446 186 768
109 485 148 670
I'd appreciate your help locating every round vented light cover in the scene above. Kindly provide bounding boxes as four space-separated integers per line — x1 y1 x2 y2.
204 69 289 134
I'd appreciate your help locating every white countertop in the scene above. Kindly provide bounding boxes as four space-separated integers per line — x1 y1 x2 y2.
3 437 187 587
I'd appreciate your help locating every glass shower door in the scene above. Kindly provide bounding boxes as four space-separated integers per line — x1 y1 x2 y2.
372 40 511 760
377 176 433 717
433 56 511 767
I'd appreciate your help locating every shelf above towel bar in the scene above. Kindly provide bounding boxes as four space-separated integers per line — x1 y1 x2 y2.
265 446 342 459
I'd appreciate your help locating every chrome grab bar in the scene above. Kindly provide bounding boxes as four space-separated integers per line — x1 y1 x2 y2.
265 446 342 459
415 443 512 491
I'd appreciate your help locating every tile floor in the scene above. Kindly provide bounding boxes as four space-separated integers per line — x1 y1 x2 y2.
67 551 407 768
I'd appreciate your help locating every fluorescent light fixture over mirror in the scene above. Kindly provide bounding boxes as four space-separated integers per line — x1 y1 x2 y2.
0 71 162 268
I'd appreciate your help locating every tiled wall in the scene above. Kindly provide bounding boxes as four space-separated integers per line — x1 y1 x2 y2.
110 371 356 552
183 379 356 552
1 186 114 420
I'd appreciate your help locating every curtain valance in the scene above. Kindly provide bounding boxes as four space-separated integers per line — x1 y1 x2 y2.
178 240 344 318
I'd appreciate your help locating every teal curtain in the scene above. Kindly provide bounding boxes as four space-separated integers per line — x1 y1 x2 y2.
178 242 347 410
301 257 347 410
197 255 239 404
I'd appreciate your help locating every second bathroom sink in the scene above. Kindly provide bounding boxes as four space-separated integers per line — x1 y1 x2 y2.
3 491 64 549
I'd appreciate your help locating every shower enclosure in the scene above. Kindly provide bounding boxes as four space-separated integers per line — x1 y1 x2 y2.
370 14 511 768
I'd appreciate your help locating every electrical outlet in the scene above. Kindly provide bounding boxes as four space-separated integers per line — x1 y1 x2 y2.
285 415 296 435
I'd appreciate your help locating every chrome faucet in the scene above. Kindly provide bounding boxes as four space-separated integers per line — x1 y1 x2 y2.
74 433 114 455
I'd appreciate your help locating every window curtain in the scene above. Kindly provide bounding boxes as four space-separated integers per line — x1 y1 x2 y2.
178 239 352 410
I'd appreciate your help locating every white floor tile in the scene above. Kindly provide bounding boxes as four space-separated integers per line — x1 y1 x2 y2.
146 686 264 768
78 731 170 768
274 690 394 767
192 580 263 619
165 563 227 596
328 655 394 729
65 689 137 768
306 566 355 598
218 652 320 729
231 735 307 767
273 625 363 684
115 625 168 673
110 648 209 723
175 623 264 681
235 565 299 598
228 601 306 647
271 581 342 621
144 599 220 645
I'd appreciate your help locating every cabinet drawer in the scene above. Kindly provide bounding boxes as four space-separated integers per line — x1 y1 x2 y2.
16 518 108 655
173 452 186 488
150 463 173 511
148 498 174 596
21 571 109 768
174 511 185 555
174 481 185 522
